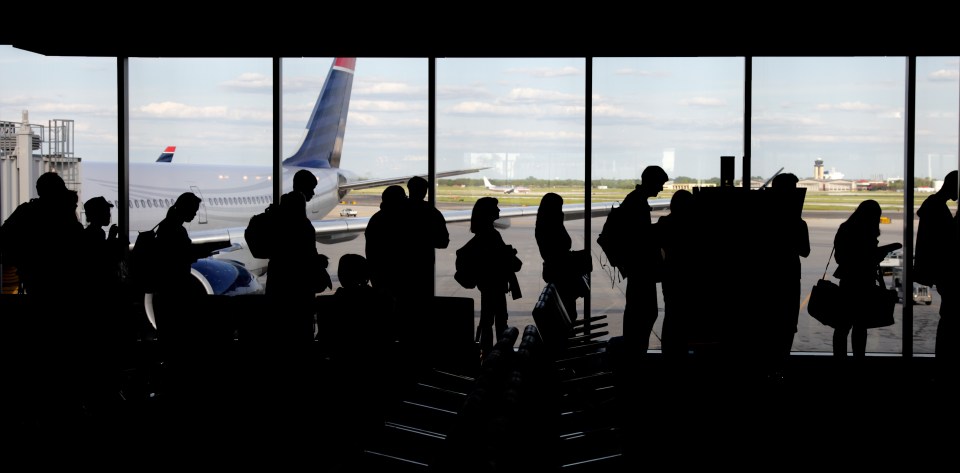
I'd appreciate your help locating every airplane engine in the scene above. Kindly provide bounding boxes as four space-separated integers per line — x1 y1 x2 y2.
190 258 265 296
143 258 265 331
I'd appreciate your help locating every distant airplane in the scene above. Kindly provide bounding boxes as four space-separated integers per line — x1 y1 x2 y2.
483 176 530 194
155 146 176 163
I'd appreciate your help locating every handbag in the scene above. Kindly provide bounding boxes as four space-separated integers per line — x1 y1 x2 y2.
863 268 897 329
808 247 841 328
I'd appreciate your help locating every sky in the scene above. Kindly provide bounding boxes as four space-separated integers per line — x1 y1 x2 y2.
1 46 957 182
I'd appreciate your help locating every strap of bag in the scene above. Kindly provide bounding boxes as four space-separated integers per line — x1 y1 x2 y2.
820 247 835 280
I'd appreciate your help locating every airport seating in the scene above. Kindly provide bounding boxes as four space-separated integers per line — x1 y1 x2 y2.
533 284 608 378
348 297 482 470
430 326 523 472
531 284 608 359
516 324 623 471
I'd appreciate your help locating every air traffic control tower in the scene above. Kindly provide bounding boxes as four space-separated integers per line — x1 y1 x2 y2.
813 158 825 180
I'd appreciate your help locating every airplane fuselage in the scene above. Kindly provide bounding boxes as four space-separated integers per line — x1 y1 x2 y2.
81 160 346 274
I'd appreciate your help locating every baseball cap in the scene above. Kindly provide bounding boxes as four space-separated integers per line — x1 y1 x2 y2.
84 196 114 213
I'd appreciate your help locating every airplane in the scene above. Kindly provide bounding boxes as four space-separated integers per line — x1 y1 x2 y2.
155 146 176 163
482 176 530 194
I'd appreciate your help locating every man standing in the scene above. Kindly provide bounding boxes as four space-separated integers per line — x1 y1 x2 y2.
621 165 669 360
406 176 449 302
266 169 332 341
915 170 958 381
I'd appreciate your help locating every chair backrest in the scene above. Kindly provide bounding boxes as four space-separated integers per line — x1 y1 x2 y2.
531 283 572 347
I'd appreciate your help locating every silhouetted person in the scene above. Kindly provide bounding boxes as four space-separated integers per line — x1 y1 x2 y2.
266 169 332 343
657 189 696 362
915 170 959 380
152 192 207 331
0 172 83 297
78 195 128 413
620 165 669 360
364 185 409 311
327 252 397 437
406 176 449 302
330 253 394 349
79 196 127 334
536 192 588 320
767 173 810 377
458 197 523 357
80 196 124 295
832 199 900 359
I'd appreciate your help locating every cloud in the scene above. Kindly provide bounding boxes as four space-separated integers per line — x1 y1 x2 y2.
220 72 272 92
137 101 270 121
441 128 584 141
282 75 326 93
613 68 667 77
505 66 582 78
680 97 726 107
437 85 492 100
815 101 885 112
928 69 959 82
354 79 422 97
29 102 106 114
351 99 425 113
591 103 654 121
445 100 584 120
508 87 581 103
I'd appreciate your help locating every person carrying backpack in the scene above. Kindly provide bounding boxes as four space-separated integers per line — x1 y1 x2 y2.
619 165 669 362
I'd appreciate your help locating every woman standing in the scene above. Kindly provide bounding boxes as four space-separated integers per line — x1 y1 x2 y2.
535 192 587 321
832 199 900 358
457 197 523 357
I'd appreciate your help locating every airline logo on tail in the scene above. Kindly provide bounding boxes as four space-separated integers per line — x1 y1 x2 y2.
282 57 356 170
156 146 176 163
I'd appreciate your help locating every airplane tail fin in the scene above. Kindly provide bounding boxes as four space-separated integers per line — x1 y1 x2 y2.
156 146 176 163
282 57 356 169
483 176 493 189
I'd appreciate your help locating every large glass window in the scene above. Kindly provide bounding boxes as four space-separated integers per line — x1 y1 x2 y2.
128 58 273 284
281 57 428 288
912 56 960 355
592 57 744 349
436 58 587 339
0 46 117 293
753 57 907 354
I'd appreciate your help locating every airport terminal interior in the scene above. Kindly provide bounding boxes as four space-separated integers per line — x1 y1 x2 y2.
1 26 958 467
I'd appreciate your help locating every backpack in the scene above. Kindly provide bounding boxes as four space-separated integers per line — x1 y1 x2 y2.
129 222 161 293
454 236 480 289
597 200 630 279
244 203 279 259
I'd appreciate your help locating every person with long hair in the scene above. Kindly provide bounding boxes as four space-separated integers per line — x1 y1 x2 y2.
535 192 586 320
832 199 900 358
460 197 522 357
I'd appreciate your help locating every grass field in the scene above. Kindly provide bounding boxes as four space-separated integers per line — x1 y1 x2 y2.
350 185 955 212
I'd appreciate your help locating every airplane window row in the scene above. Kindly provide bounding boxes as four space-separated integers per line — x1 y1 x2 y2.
206 196 273 207
126 195 273 209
